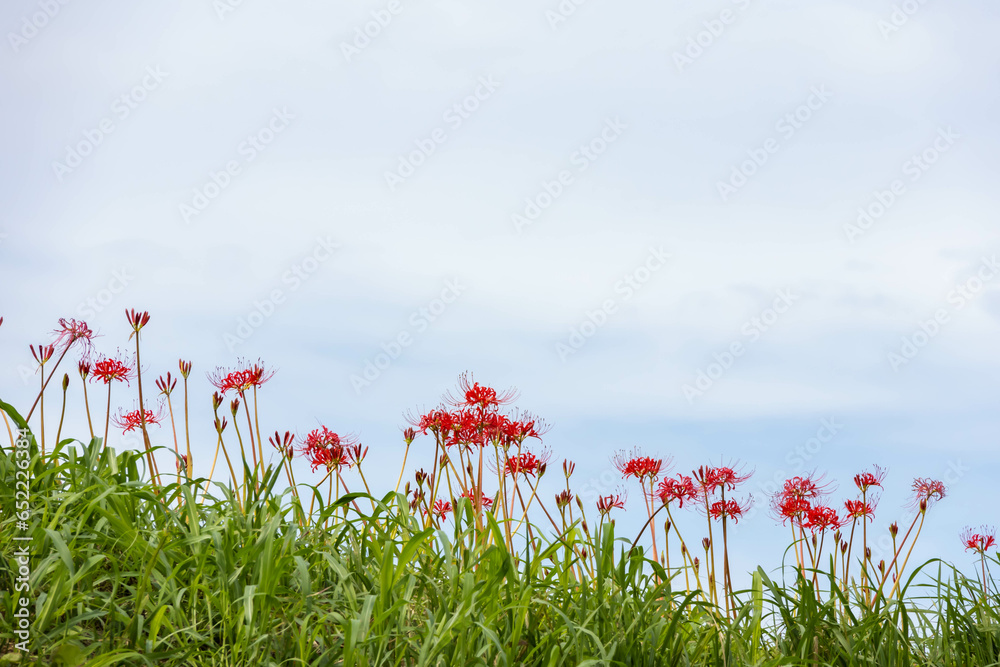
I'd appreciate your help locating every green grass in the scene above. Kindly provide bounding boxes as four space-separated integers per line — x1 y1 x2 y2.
2 407 999 666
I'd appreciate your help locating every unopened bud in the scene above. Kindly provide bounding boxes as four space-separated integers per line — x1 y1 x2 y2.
61 373 70 391
889 522 899 537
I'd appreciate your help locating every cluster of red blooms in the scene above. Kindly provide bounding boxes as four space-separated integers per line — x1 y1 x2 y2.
503 450 550 478
297 426 361 472
208 360 275 395
961 526 997 555
771 473 844 533
613 450 667 481
406 375 548 455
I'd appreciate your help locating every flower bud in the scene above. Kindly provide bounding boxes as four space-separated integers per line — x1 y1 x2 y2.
403 427 416 444
889 522 899 538
230 398 240 417
702 537 711 551
61 373 70 391
212 392 223 411
178 359 192 379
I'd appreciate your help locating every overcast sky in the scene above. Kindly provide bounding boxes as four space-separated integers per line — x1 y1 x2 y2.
2 0 998 586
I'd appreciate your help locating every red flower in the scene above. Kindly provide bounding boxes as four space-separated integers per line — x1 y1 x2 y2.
208 358 276 395
844 499 876 522
503 450 550 477
298 426 357 472
52 318 96 354
709 498 751 524
445 372 518 410
460 489 494 511
613 449 668 481
910 478 946 510
853 466 886 493
961 526 997 554
113 406 163 433
657 474 698 508
804 505 842 532
772 494 811 526
694 463 753 497
427 499 452 519
597 492 627 515
780 474 830 501
90 354 135 385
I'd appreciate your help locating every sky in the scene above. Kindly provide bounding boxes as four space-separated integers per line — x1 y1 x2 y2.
2 0 999 589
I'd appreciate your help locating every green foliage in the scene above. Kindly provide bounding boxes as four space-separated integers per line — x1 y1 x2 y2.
2 424 999 665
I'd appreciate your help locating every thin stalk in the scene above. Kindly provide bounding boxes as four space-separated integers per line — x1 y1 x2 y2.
182 375 192 478
55 376 68 446
103 382 112 448
81 375 95 441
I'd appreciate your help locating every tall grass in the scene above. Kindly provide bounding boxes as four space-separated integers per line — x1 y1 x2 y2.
2 403 999 665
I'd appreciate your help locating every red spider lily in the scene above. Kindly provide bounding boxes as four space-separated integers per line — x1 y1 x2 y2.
961 526 997 554
175 454 188 473
78 360 91 378
155 373 177 396
657 474 698 508
30 344 55 365
178 359 193 379
502 410 550 445
804 505 842 532
613 449 668 481
459 488 494 511
694 463 754 495
113 406 164 433
52 318 96 353
268 430 295 459
427 499 452 519
445 372 518 410
207 358 276 395
214 416 228 433
503 450 550 477
307 445 352 473
854 466 887 493
402 427 417 444
563 460 576 478
407 407 457 436
125 309 150 333
709 497 752 524
596 492 627 515
90 354 135 385
910 478 946 510
772 494 811 526
780 474 831 501
844 499 876 522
